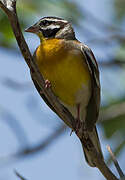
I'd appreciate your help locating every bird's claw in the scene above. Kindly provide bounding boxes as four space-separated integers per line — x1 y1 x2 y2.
45 80 51 89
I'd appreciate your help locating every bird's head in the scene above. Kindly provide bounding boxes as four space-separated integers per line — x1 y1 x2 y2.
25 16 76 41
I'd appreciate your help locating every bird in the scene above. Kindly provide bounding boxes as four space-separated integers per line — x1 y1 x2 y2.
25 16 103 167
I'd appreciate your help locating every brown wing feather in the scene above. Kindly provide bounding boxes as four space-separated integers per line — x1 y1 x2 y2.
81 45 100 131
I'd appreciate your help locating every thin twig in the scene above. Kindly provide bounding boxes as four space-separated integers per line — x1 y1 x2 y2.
107 145 125 179
15 170 27 180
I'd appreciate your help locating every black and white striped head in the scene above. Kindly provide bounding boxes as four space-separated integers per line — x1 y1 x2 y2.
25 16 76 40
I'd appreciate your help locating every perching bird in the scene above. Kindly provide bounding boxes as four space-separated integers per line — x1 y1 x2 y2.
25 16 103 167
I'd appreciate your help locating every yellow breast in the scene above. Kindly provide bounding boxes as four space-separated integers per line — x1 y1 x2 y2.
35 39 91 106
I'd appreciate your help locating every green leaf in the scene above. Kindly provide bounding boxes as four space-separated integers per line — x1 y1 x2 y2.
114 0 125 22
102 115 125 138
116 44 125 61
0 13 14 39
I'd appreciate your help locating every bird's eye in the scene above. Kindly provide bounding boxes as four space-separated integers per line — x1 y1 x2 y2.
40 20 50 26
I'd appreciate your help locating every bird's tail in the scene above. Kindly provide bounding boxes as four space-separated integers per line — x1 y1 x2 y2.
80 126 103 167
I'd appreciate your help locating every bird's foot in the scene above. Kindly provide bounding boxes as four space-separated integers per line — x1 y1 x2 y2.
45 79 51 89
39 80 51 94
75 118 82 135
75 103 82 135
82 125 88 140
70 119 82 136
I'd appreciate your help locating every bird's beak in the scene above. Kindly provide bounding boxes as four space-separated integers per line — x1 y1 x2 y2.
25 25 39 33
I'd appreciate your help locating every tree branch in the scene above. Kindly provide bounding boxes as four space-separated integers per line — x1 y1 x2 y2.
0 1 120 179
107 145 125 179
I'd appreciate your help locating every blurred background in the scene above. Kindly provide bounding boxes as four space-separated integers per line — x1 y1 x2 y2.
0 0 125 179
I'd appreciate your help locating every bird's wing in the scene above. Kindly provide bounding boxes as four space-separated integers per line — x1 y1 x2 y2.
81 44 100 131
